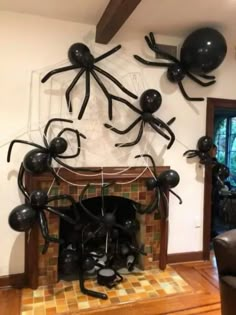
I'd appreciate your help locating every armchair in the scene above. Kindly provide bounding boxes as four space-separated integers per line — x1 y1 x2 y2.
213 229 236 315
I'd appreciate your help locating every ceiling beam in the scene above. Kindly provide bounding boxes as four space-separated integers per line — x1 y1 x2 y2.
96 0 142 44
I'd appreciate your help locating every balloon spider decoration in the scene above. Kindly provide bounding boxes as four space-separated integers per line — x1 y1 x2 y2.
134 29 227 101
183 136 214 165
77 182 144 299
104 89 176 148
7 118 100 182
134 154 182 217
8 163 79 254
212 163 230 188
79 182 136 242
41 43 137 120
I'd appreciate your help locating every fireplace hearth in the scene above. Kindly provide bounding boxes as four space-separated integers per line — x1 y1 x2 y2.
24 166 169 290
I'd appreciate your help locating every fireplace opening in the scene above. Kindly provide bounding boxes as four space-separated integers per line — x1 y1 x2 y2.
58 196 144 283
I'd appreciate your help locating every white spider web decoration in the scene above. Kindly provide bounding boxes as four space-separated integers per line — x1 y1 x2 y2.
1 43 168 189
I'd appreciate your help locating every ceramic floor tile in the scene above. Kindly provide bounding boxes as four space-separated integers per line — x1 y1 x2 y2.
21 266 192 314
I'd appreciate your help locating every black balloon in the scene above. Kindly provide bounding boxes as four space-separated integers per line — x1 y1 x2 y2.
158 170 180 188
50 137 68 154
197 136 213 152
167 64 185 83
83 257 96 271
23 149 49 174
30 190 48 207
9 204 37 232
140 89 162 113
123 219 139 232
59 249 79 275
68 43 92 67
146 178 157 190
212 163 230 180
181 27 227 74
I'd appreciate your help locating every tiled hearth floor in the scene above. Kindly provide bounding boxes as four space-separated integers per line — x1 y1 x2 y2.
21 266 192 315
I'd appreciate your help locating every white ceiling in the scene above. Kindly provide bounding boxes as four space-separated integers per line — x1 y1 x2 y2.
0 0 110 25
1 0 236 38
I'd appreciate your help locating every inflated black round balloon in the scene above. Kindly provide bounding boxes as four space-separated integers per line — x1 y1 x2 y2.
58 249 79 275
146 178 157 190
158 170 180 188
8 204 37 232
23 149 49 174
140 89 162 113
83 256 96 271
197 136 213 152
30 191 48 208
103 213 116 227
123 219 139 232
68 43 94 67
49 137 67 154
199 151 211 164
181 27 227 74
212 163 230 180
120 244 130 256
167 64 185 83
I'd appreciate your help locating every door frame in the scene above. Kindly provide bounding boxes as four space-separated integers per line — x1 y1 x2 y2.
203 97 236 259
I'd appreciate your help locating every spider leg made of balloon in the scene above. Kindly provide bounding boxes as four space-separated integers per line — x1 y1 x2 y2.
77 254 107 300
183 149 200 158
134 32 216 102
16 163 79 254
7 140 46 162
133 154 162 215
41 44 137 120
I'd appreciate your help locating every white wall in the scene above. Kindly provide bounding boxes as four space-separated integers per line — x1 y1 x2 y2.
0 11 235 275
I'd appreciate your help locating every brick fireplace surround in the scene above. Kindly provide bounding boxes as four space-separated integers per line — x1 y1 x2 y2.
24 166 169 289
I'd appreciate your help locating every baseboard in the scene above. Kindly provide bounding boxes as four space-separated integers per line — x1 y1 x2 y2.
0 273 25 289
167 251 204 264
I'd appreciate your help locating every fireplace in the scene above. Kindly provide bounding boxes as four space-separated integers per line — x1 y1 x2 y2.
24 166 169 289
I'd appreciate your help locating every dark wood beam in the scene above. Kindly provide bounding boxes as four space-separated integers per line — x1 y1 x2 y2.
96 0 142 44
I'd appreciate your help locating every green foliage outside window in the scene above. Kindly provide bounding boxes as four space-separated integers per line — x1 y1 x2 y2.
214 116 236 188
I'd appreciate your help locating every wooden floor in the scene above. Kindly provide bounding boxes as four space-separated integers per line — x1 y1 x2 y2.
0 257 221 315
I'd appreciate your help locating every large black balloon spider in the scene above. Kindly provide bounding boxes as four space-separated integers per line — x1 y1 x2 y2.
104 89 176 148
183 136 214 165
8 163 79 254
134 154 182 217
77 182 144 299
134 29 227 101
79 182 136 242
7 118 100 182
41 43 137 120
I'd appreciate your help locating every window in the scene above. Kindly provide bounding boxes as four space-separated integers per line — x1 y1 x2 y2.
214 115 236 188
